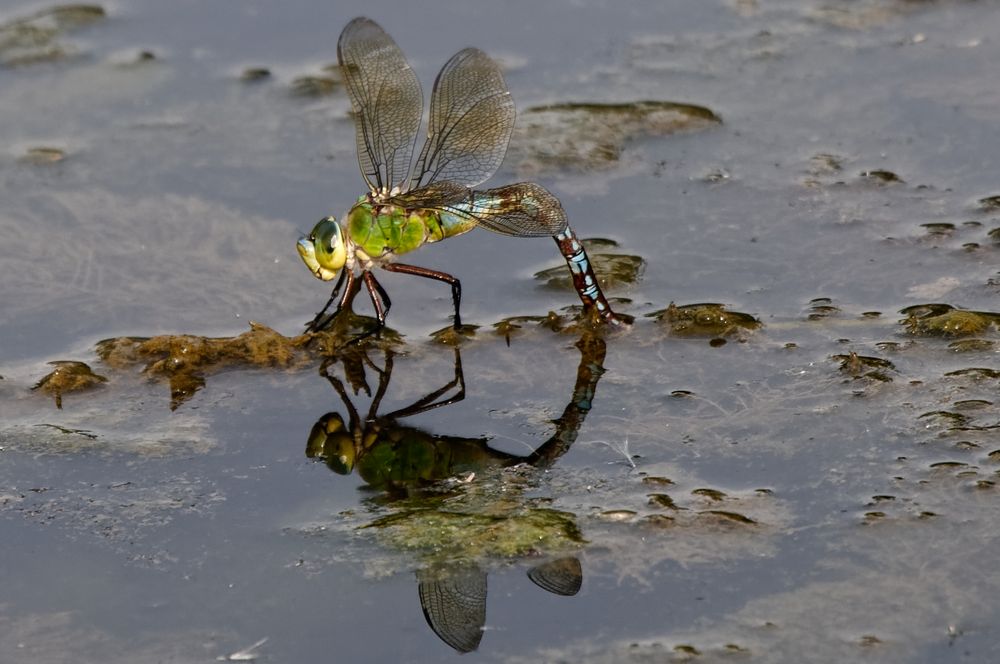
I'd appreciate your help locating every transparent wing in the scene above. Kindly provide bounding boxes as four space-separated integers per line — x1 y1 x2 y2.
438 182 569 237
409 47 515 190
389 180 471 209
417 567 487 653
337 17 422 194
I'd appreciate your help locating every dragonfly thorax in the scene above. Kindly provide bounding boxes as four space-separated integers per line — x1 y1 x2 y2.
368 186 402 205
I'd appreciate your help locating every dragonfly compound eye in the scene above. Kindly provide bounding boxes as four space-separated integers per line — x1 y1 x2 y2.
297 216 346 281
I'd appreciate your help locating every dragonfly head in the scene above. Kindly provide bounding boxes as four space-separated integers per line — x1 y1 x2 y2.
297 216 347 281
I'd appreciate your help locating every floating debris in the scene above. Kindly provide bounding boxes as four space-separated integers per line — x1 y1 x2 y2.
860 169 903 185
805 297 840 321
945 367 1000 380
290 65 342 96
952 399 993 411
639 514 676 528
429 324 478 346
240 67 271 82
810 152 844 175
692 488 727 501
596 509 638 522
19 147 66 164
920 222 956 236
833 352 895 382
492 313 569 342
977 195 1000 212
647 493 680 510
929 461 969 470
859 635 883 647
217 637 268 662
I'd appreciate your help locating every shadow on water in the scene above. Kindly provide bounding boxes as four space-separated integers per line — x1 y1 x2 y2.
304 334 606 652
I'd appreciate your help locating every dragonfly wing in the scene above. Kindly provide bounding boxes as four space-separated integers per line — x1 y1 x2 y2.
390 180 472 209
442 182 569 237
338 17 422 193
410 48 515 190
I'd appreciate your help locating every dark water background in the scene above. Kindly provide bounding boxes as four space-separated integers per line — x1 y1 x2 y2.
2 0 1000 662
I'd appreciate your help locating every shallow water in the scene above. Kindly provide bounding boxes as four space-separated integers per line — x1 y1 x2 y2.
3 0 1000 662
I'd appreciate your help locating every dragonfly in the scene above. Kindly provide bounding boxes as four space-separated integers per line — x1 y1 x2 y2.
297 17 626 334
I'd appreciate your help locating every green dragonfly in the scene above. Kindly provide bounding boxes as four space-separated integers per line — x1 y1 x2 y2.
298 17 626 333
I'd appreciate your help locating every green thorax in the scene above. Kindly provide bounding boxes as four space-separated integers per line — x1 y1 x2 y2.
346 199 477 261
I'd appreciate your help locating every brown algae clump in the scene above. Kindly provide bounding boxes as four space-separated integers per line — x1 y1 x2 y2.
95 323 319 409
32 360 107 408
859 169 904 185
534 238 644 292
833 352 896 382
96 323 311 374
290 65 342 97
653 302 761 338
19 147 66 164
977 195 1000 212
0 4 106 67
512 100 720 173
901 304 1000 338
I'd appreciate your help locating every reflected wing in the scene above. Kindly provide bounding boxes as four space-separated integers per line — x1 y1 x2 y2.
417 567 487 653
527 557 583 596
338 17 422 193
441 182 569 237
409 47 514 190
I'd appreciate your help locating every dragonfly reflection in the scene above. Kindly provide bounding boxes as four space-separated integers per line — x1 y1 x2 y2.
306 335 607 652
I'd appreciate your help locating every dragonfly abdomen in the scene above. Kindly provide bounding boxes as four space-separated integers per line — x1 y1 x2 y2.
554 228 625 325
435 208 480 241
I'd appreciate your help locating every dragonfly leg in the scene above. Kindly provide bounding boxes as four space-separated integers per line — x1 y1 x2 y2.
363 270 392 328
307 270 359 333
306 269 347 332
381 262 462 329
331 270 391 346
553 228 627 326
